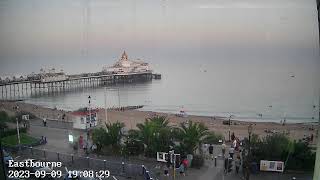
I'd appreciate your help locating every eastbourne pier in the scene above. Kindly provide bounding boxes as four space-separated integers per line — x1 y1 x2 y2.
0 51 161 99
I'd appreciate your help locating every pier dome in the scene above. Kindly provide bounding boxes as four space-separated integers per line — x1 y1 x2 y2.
104 51 151 74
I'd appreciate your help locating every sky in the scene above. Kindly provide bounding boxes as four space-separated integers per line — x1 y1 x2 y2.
0 0 319 75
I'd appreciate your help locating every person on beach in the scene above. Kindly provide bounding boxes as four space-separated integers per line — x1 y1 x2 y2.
209 144 214 160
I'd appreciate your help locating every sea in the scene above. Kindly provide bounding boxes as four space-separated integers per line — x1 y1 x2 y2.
2 57 318 124
0 0 319 123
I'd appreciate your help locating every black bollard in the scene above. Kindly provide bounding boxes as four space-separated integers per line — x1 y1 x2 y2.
214 156 217 167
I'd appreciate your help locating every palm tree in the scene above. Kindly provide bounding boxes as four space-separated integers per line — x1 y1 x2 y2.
177 120 209 155
91 127 108 151
105 121 125 151
135 116 171 157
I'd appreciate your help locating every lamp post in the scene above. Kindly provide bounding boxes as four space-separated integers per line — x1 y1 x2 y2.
104 87 108 125
245 124 253 180
117 88 120 108
228 115 232 142
14 105 21 146
86 95 91 155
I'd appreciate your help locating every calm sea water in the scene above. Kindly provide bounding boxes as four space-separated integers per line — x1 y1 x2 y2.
0 0 319 123
18 58 320 123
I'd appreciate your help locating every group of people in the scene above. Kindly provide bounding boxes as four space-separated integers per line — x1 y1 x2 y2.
40 136 47 144
76 135 96 154
205 133 242 174
163 156 189 177
162 133 245 177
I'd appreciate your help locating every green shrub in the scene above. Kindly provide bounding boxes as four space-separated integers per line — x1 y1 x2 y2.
2 133 37 146
0 128 27 138
250 133 315 171
0 111 10 122
252 133 291 162
285 141 315 171
191 155 204 169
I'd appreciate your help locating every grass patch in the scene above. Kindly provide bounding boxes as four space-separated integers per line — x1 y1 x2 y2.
1 133 38 146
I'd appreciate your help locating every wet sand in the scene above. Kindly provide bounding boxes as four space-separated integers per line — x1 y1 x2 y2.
0 100 318 142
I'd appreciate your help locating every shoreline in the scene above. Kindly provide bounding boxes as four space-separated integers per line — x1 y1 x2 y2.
9 99 318 124
0 100 318 142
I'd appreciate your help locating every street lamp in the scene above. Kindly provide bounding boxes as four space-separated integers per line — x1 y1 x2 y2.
248 124 253 157
228 115 232 142
104 87 108 125
14 105 21 146
245 124 253 180
86 95 91 155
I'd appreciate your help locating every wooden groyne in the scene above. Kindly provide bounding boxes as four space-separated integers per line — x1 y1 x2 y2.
108 105 144 111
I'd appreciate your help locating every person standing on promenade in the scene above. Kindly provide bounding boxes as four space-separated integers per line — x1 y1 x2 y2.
178 161 185 176
209 144 214 160
235 155 241 174
229 147 235 159
222 141 226 157
163 163 169 177
43 118 47 127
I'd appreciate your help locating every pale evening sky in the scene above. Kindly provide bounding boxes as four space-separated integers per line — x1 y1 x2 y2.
0 0 319 75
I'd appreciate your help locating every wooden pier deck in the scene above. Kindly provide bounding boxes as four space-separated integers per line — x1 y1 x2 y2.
0 72 161 100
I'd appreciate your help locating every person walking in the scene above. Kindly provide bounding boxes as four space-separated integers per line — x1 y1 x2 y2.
235 155 241 174
209 144 214 160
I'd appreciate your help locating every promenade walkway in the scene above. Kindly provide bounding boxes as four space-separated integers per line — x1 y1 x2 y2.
14 119 313 180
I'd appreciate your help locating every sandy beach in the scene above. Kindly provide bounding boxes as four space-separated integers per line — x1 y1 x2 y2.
0 100 318 143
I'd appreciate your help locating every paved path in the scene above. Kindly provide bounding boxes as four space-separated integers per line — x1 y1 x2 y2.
27 119 83 154
29 118 73 129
